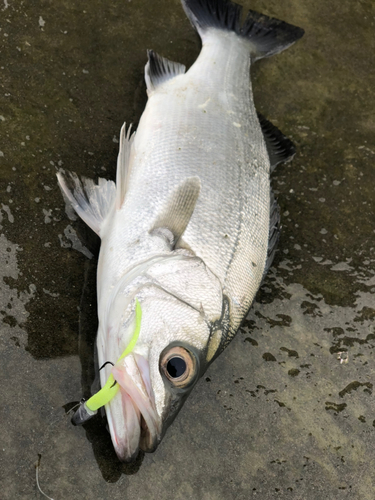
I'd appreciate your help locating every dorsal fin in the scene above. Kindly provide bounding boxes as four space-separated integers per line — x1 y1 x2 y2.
257 112 296 172
116 123 136 209
57 170 116 237
145 50 186 93
151 176 201 243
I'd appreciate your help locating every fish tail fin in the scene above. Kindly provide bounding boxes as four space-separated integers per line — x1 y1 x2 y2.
57 170 116 237
181 0 304 60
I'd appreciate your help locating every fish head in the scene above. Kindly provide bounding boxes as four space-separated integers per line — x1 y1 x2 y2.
103 255 226 461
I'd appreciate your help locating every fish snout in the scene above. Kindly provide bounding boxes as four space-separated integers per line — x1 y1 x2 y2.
110 353 161 461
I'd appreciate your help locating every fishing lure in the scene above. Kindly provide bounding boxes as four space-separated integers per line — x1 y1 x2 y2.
72 299 142 425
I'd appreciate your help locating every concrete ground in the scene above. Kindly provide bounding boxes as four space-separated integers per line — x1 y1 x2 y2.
0 0 374 498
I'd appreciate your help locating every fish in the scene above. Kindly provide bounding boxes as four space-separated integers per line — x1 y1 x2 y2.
57 0 304 461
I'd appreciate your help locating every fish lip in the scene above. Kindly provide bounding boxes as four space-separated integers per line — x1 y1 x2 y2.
113 419 159 462
139 416 160 453
114 444 140 463
107 353 161 462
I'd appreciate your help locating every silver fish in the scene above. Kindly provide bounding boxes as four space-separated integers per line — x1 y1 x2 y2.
58 0 303 461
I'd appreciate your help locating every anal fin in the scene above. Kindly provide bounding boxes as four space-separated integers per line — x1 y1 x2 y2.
258 112 296 172
262 189 281 281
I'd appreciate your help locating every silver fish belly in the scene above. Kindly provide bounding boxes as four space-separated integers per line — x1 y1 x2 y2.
58 0 303 461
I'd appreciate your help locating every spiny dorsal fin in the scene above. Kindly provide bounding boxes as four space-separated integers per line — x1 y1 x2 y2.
145 50 186 93
151 176 201 243
257 112 296 172
116 123 136 209
57 170 116 237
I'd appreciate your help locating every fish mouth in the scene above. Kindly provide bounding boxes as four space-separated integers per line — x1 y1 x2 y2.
106 353 161 461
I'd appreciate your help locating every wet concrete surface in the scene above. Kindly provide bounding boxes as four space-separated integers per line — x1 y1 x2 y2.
0 0 374 498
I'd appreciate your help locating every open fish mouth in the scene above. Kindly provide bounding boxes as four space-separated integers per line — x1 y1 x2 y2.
106 353 161 461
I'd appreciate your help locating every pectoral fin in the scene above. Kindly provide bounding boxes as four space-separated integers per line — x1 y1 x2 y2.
151 176 201 244
57 170 116 237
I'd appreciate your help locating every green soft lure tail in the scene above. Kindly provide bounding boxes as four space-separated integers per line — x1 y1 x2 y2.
71 298 142 425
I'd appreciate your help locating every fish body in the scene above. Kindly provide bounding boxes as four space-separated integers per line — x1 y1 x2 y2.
58 0 303 461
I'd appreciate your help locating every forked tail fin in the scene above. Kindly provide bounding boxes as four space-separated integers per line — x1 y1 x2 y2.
181 0 304 60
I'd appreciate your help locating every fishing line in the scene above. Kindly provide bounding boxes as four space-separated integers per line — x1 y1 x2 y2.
33 328 115 498
35 454 55 500
34 295 143 497
34 407 74 500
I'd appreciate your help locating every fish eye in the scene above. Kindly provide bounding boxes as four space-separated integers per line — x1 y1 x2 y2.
161 346 196 387
167 357 186 378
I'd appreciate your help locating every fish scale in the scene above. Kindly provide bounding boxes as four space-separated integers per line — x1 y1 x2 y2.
125 34 269 314
59 0 303 461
